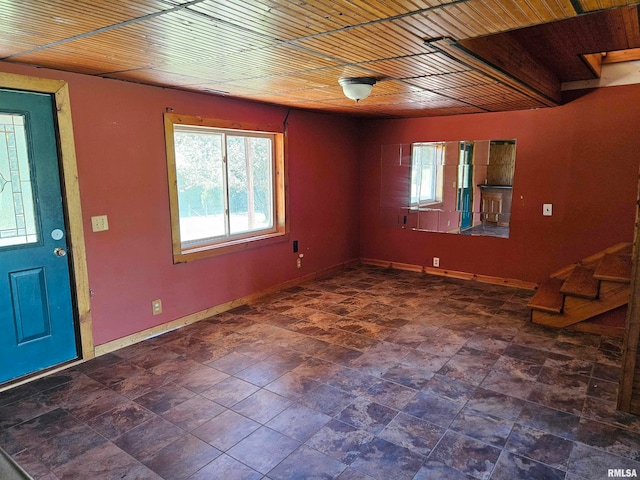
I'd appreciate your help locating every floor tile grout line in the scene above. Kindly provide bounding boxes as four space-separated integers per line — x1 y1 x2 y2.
0 266 635 479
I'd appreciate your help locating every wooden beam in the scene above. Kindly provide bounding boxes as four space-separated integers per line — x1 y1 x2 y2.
621 6 640 50
442 35 561 105
582 53 603 78
603 48 640 64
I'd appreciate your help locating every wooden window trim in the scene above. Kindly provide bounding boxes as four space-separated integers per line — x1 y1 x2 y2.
164 113 288 263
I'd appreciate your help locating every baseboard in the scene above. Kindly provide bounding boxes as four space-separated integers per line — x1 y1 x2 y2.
360 257 537 290
94 258 360 357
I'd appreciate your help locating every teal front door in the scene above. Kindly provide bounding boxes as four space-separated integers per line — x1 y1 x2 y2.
0 89 78 384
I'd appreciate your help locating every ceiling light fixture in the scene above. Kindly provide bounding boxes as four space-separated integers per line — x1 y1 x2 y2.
339 77 377 102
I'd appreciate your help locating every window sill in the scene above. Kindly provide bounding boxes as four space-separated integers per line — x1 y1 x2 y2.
173 231 290 263
410 201 444 211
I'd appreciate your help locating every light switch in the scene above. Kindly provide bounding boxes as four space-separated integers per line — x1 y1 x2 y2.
91 215 109 232
543 204 553 216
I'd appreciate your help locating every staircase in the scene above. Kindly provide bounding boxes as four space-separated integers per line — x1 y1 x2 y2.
528 242 633 337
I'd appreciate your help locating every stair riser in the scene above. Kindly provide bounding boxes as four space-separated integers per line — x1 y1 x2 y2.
532 281 630 328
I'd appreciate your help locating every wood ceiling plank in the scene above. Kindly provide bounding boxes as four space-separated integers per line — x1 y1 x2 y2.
189 0 453 41
462 0 575 31
393 13 457 40
404 70 493 89
233 92 297 104
294 19 437 63
0 0 173 48
459 1 520 32
366 89 456 105
0 40 37 58
521 0 577 20
189 1 324 39
369 79 426 95
503 6 640 81
29 9 279 77
276 87 345 101
363 102 485 116
7 47 153 75
226 64 386 94
349 0 432 17
0 0 631 118
453 33 562 104
220 46 340 75
407 10 477 40
603 47 640 63
579 0 639 11
622 4 640 47
481 97 547 110
415 0 574 41
117 9 277 57
171 48 341 83
231 76 330 93
437 82 513 98
185 84 263 97
440 4 504 36
104 69 219 87
364 53 469 79
461 90 542 105
480 0 537 26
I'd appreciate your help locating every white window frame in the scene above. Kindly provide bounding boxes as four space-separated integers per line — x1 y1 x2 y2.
410 142 445 208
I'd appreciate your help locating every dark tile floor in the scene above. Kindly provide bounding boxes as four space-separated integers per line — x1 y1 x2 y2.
1 266 639 479
460 224 510 238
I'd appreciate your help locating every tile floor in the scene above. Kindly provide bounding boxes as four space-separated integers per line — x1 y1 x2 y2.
1 266 639 480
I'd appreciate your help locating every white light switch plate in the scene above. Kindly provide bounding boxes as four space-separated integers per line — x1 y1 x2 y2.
543 204 553 216
91 215 109 232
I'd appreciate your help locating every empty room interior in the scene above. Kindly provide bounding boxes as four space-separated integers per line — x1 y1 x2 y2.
3 1 640 479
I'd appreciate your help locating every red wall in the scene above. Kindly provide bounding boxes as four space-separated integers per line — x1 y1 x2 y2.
0 63 361 346
359 85 640 283
3 60 639 347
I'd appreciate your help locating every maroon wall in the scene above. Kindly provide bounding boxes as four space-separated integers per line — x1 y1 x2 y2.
0 63 361 345
2 60 638 347
359 85 640 283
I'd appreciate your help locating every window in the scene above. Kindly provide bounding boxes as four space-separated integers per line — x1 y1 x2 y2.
410 142 445 207
165 114 287 262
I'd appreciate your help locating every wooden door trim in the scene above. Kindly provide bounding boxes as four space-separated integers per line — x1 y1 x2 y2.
0 72 94 363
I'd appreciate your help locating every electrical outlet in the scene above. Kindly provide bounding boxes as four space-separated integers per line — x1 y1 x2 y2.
91 215 109 232
152 299 162 315
433 257 440 268
543 204 553 216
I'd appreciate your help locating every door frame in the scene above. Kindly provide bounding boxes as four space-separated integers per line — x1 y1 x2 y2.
0 72 94 379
